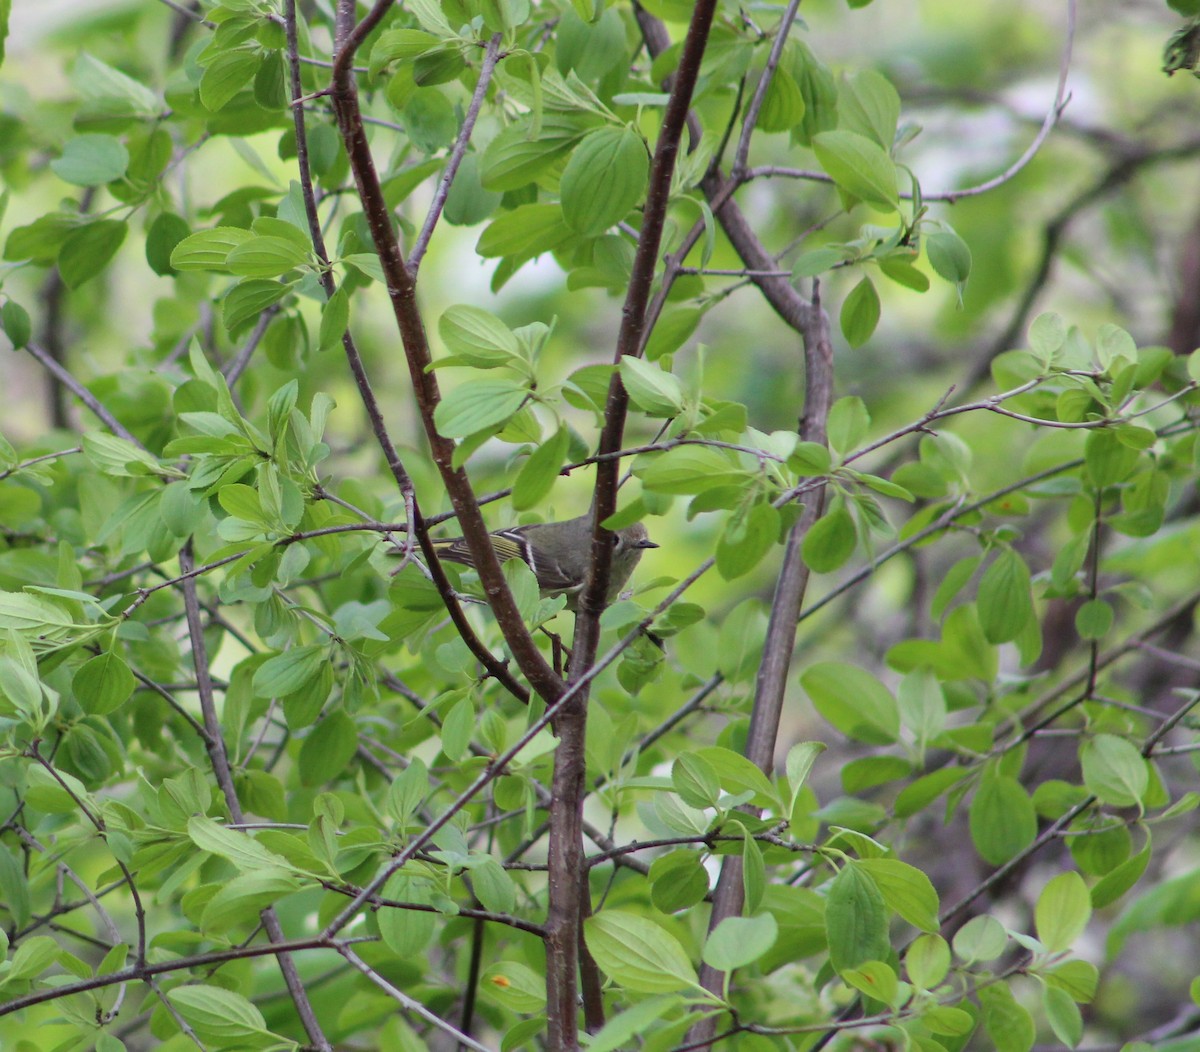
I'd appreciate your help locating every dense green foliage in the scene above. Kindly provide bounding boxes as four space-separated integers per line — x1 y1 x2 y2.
3 1 1200 1050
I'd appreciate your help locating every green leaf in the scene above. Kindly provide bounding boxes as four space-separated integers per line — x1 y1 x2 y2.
952 914 1007 963
637 445 751 494
480 112 588 191
585 996 685 1052
560 124 649 236
756 67 806 133
926 230 972 288
792 247 846 279
801 661 899 744
7 935 61 981
922 1003 976 1037
1 299 31 349
299 710 358 786
187 816 293 873
717 599 767 683
650 851 710 912
314 283 348 352
584 911 699 993
477 202 574 262
512 425 569 510
693 745 779 807
480 961 547 1013
0 845 31 930
785 741 825 813
72 52 160 118
24 764 92 813
59 219 127 288
802 505 856 572
840 276 881 347
1026 311 1065 362
969 771 1037 865
1075 598 1113 640
788 441 831 476
827 395 870 455
843 959 900 1006
1081 733 1149 807
200 867 301 933
897 668 947 748
73 651 135 715
434 378 530 438
1091 842 1151 909
878 257 930 292
620 355 685 416
839 69 901 149
905 932 950 989
253 645 328 699
857 857 940 932
1043 984 1083 1048
439 304 521 365
226 235 309 277
168 985 271 1042
440 693 475 762
702 913 778 971
979 983 1035 1052
672 752 720 808
223 279 290 337
977 548 1034 644
51 134 129 186
826 863 890 973
812 129 899 210
716 500 778 579
145 212 191 276
171 227 255 271
82 432 170 478
1085 429 1140 487
1036 871 1091 953
253 48 288 109
199 48 259 111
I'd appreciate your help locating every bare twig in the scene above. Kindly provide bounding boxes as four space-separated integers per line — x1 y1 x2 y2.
410 35 503 272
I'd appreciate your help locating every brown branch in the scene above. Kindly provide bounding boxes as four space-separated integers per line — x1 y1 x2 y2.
327 0 560 704
409 35 503 272
538 12 724 1040
24 341 146 449
690 291 834 1041
285 0 528 702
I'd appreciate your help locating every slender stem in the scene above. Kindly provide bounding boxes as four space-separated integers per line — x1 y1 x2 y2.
410 35 503 272
24 341 146 448
178 543 331 1051
731 0 804 177
327 0 560 703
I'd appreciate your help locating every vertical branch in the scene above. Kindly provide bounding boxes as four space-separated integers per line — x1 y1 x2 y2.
326 0 561 703
633 8 839 1043
580 0 723 621
690 295 834 1041
410 35 503 273
541 4 722 1048
284 0 527 700
730 0 805 178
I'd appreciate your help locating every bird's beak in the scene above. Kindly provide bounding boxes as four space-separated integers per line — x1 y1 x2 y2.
637 540 659 549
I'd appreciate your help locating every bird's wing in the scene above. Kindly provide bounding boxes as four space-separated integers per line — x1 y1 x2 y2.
431 530 541 573
506 526 577 593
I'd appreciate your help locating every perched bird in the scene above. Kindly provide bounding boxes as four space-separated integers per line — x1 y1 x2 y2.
425 514 657 608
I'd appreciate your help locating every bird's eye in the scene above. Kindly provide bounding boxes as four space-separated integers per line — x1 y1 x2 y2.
610 534 622 549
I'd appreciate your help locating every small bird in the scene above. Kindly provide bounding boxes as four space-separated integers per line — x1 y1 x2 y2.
424 514 657 608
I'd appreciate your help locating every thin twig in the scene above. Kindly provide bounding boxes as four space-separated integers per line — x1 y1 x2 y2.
410 35 503 272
